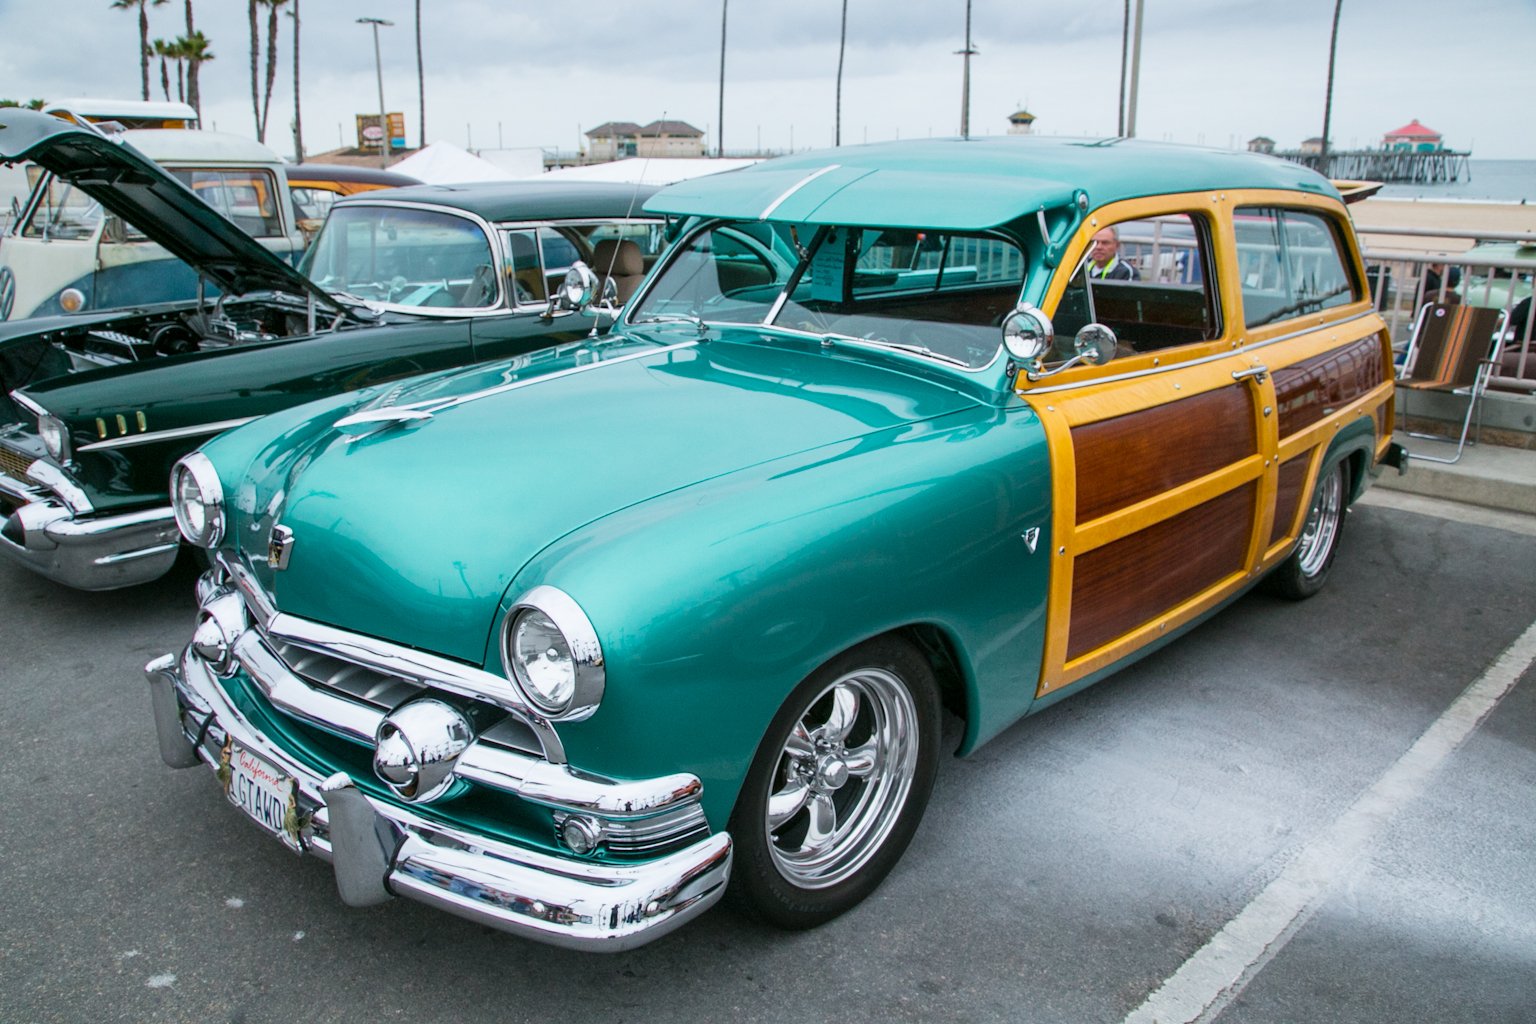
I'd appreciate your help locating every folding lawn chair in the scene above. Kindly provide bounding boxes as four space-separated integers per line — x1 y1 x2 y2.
1396 302 1505 464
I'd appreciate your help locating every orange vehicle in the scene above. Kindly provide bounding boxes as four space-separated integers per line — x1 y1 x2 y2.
284 163 420 239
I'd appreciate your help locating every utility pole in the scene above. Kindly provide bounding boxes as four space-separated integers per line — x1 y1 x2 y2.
1124 0 1144 137
956 0 976 139
717 0 728 157
357 16 393 168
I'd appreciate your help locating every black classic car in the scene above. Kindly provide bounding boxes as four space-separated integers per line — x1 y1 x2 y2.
0 108 662 589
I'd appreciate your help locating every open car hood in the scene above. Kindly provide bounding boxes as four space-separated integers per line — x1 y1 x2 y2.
0 108 342 311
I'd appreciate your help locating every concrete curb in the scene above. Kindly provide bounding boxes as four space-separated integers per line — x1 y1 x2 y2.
1374 432 1536 515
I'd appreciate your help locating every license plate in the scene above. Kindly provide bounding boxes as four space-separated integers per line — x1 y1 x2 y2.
221 740 303 852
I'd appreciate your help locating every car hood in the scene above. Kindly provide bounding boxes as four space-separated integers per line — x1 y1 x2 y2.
248 332 981 662
0 108 338 310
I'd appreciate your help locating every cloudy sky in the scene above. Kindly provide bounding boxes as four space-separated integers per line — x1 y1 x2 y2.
3 0 1533 160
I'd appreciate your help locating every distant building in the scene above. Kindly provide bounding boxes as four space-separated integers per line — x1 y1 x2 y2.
586 120 707 161
1382 119 1444 152
1247 136 1276 154
1007 110 1036 136
1299 137 1326 155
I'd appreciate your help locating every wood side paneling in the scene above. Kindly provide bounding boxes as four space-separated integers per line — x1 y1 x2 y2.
1269 456 1311 546
1270 336 1384 438
1068 483 1257 660
1073 386 1256 523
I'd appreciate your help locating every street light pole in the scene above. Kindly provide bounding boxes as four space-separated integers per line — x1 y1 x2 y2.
357 16 393 168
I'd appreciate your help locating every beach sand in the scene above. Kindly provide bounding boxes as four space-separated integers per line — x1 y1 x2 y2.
1351 198 1536 254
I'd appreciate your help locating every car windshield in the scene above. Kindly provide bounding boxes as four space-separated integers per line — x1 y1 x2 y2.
629 219 1024 369
299 204 498 309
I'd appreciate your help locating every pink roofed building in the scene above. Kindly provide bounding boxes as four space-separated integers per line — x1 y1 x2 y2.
1382 119 1444 153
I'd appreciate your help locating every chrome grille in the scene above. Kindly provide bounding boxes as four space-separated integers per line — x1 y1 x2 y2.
270 638 425 712
0 444 33 481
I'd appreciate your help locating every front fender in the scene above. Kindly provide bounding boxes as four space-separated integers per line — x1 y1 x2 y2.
500 402 1054 828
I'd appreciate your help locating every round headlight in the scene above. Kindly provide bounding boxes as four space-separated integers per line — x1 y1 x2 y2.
500 586 605 720
170 452 225 548
508 609 577 713
38 415 69 462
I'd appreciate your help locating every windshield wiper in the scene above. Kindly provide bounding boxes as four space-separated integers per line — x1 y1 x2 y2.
633 312 710 337
820 332 970 367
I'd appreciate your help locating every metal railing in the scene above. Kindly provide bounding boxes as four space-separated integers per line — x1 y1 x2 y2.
1359 225 1536 393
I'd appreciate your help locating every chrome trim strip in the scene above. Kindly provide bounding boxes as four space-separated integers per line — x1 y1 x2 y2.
1021 309 1378 395
453 743 703 819
334 342 697 429
267 613 568 764
148 649 732 951
9 390 47 420
23 460 94 514
760 164 843 220
77 416 260 452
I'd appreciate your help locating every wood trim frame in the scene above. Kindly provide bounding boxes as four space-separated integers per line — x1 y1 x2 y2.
1019 191 1396 700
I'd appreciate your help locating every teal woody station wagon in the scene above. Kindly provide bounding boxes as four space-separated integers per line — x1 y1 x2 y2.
146 136 1404 950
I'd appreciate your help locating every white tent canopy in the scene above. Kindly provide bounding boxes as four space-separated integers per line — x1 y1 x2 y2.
530 157 760 186
389 140 512 184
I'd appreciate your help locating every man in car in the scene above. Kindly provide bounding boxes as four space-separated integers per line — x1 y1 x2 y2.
1087 226 1139 280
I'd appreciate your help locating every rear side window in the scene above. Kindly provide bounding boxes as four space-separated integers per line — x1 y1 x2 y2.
172 168 286 238
1235 208 1357 328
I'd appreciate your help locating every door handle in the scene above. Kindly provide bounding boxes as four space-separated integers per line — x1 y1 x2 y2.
1232 365 1269 384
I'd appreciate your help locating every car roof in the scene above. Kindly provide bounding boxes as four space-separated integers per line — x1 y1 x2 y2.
646 136 1341 231
120 128 285 166
285 163 420 188
337 179 662 223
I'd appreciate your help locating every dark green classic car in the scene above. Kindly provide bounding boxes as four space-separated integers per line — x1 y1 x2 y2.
147 137 1403 950
0 108 661 589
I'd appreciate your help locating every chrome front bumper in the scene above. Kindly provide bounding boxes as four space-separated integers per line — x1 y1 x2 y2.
0 466 179 589
144 645 733 951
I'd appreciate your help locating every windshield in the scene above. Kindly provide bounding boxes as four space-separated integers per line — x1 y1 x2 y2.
300 204 499 309
630 219 1024 369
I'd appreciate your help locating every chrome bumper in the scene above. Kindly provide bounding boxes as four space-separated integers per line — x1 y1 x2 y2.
0 467 178 589
144 647 733 951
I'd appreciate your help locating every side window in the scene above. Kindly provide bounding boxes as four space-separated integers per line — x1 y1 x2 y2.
1236 207 1357 328
160 168 286 238
505 228 545 305
1054 213 1219 354
20 175 104 240
291 186 339 222
537 227 581 277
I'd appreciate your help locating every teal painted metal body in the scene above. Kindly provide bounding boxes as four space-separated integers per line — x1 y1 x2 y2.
144 136 1380 948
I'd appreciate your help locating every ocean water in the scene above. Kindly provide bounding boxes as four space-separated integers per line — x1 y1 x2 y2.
1378 159 1536 203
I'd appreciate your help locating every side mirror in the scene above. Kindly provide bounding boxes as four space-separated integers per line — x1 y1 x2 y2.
1075 324 1118 366
559 261 599 311
1021 321 1119 382
102 215 128 245
543 260 601 322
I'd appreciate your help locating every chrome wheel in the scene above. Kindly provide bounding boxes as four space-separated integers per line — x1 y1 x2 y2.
763 668 920 889
1296 464 1344 579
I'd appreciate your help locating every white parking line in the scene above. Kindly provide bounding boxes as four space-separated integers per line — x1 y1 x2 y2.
1122 617 1536 1024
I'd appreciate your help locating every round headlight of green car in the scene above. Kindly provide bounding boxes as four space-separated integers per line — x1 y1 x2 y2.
501 586 605 720
38 415 70 462
170 452 225 548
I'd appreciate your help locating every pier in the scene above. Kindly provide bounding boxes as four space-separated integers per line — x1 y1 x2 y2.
1278 148 1471 184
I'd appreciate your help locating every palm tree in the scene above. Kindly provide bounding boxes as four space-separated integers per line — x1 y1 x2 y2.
1320 0 1344 171
152 37 174 101
180 31 213 118
290 0 304 161
248 0 290 143
111 0 169 101
717 0 727 157
181 0 205 121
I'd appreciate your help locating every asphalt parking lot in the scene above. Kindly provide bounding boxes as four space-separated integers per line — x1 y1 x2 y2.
2 493 1532 1024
